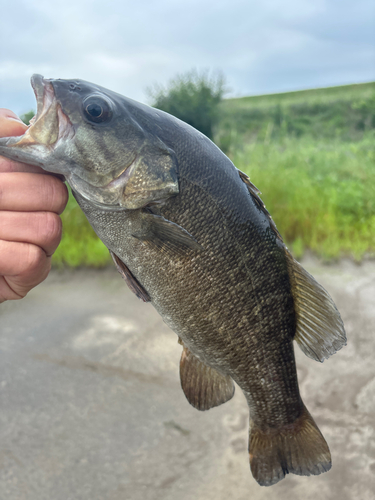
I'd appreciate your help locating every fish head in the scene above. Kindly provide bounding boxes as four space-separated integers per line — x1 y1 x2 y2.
0 75 179 209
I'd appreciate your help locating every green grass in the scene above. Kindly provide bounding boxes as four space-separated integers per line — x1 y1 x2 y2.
216 82 375 152
232 132 375 260
49 81 375 267
53 191 111 267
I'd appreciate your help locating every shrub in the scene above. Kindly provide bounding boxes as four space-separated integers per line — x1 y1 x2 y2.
148 69 227 140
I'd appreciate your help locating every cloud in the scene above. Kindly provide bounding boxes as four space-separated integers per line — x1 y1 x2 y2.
1 0 374 114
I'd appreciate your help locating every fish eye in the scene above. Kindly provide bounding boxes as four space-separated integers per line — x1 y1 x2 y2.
82 95 112 124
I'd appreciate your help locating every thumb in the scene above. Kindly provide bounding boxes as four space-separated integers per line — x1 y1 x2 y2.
0 109 28 138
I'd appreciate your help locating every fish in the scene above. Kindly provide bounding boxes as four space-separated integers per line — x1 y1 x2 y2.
0 75 346 486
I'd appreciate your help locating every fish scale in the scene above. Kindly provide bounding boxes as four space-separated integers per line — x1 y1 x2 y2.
77 169 300 427
0 74 346 487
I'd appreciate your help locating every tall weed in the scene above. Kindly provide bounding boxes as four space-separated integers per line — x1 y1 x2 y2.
232 133 375 260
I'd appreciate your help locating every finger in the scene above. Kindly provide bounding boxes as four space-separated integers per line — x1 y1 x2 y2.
0 276 24 301
0 110 58 175
0 156 46 174
0 211 62 256
0 240 51 302
0 155 66 179
0 109 28 137
0 110 44 174
0 172 68 214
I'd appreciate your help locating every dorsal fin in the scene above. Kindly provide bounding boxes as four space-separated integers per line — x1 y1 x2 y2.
179 339 235 411
285 250 346 362
238 168 346 362
238 169 282 240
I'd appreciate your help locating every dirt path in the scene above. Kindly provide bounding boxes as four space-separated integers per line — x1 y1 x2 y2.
0 258 374 500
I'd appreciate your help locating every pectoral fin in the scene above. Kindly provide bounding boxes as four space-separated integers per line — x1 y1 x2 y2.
285 250 346 362
110 251 151 302
132 212 202 256
179 339 235 411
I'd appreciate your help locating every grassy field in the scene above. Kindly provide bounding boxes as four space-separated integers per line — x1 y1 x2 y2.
232 133 375 260
52 82 375 266
216 82 375 151
54 190 112 267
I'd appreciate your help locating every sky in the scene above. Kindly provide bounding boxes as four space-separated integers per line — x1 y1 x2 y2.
0 0 374 115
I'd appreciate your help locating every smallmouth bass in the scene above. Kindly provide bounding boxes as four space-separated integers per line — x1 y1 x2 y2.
0 75 346 486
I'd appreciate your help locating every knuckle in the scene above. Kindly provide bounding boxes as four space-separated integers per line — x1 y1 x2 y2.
42 176 56 210
39 212 62 246
24 244 45 273
0 157 17 173
40 258 51 280
59 183 69 213
44 176 68 214
0 178 3 205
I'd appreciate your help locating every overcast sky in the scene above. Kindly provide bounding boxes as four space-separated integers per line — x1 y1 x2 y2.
1 0 374 115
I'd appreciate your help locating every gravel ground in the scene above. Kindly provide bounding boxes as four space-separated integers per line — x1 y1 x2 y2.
0 257 374 500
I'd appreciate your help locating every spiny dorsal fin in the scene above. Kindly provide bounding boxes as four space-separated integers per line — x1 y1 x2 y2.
110 251 151 302
285 250 346 362
179 339 235 411
132 212 202 256
238 169 282 240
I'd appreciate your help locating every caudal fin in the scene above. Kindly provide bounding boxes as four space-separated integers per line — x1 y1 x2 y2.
249 405 331 486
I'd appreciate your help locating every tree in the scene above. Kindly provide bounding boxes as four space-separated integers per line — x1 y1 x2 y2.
20 111 35 126
148 70 227 140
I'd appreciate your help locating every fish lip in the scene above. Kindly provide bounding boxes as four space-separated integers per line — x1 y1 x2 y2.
0 74 74 175
25 74 74 147
30 74 46 120
29 74 57 130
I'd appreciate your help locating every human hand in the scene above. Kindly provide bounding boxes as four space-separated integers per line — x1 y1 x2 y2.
0 109 68 302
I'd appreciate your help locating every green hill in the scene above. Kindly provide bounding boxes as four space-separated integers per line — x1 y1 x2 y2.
216 82 375 152
212 82 375 261
54 82 375 266
224 82 375 108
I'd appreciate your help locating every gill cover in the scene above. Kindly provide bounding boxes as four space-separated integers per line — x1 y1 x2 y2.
120 139 179 209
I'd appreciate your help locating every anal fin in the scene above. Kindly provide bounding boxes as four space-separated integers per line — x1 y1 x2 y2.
110 251 150 302
285 250 346 362
179 339 234 411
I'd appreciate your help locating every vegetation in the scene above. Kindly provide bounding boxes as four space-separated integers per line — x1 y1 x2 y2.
21 80 375 266
53 190 111 267
216 82 375 153
215 82 375 261
232 132 375 260
148 69 227 140
20 111 35 126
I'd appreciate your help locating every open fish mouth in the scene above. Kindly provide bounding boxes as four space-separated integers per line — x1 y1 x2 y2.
13 74 74 148
0 74 180 209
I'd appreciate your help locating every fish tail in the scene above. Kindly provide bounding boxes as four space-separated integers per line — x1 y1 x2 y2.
249 404 331 486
